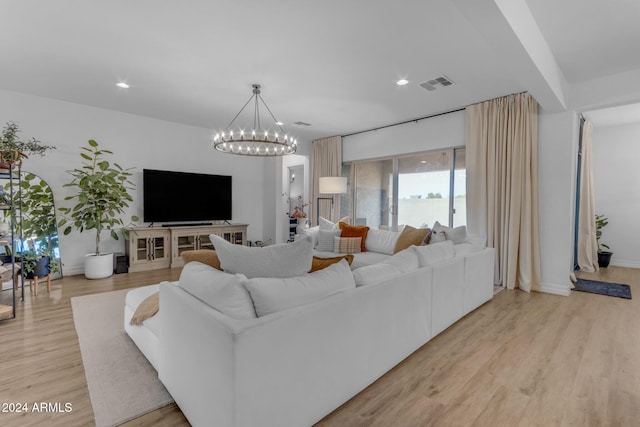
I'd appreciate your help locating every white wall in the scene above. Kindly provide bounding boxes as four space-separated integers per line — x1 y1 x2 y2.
343 110 465 162
537 109 578 296
592 122 640 268
0 90 266 275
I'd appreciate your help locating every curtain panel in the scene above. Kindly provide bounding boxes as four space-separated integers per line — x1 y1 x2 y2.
311 136 342 225
576 119 599 272
466 92 541 292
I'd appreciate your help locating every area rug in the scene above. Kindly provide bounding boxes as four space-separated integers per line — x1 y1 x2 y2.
71 289 173 427
574 278 632 299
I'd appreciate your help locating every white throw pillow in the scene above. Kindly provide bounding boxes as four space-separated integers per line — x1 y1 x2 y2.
352 263 404 287
432 221 468 245
210 234 313 278
178 262 256 320
381 246 419 273
318 216 350 231
244 259 356 317
365 228 401 255
300 225 320 248
415 240 455 267
316 229 341 252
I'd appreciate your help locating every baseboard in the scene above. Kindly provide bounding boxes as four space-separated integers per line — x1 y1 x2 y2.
62 265 85 276
537 281 571 296
610 260 640 269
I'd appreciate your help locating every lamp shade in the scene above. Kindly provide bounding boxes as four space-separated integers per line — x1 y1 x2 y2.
319 176 347 194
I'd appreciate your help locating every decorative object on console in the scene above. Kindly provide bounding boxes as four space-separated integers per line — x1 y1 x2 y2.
317 176 347 225
212 84 297 156
59 139 138 279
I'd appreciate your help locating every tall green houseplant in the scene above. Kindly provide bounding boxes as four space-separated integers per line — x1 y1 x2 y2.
59 139 138 257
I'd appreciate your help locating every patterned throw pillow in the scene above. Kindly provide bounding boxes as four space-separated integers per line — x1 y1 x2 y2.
317 229 341 252
333 236 362 254
338 222 369 252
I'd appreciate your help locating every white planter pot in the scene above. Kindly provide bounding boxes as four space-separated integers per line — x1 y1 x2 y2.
85 253 113 279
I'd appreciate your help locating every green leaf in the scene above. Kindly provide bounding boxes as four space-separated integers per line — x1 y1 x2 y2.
88 139 99 147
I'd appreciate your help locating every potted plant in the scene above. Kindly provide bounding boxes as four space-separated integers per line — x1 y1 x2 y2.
0 122 55 169
15 173 62 278
58 139 138 279
595 214 613 268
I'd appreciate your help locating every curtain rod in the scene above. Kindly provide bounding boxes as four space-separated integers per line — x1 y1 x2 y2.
341 107 464 138
341 90 529 139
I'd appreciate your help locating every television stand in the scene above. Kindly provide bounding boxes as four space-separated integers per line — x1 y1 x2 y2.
162 222 212 227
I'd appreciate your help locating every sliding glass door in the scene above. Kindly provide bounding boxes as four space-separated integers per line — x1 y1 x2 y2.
348 148 465 230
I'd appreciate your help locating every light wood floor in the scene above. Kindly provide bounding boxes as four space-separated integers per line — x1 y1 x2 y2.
0 266 639 426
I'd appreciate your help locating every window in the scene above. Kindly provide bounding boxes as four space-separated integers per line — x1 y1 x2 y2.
345 148 465 230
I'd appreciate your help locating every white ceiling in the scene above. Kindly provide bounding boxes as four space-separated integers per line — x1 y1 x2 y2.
2 0 640 142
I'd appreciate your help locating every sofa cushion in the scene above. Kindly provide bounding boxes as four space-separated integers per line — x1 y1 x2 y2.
415 240 455 267
365 228 401 255
179 262 256 319
309 255 354 272
454 242 484 256
394 225 430 253
334 236 362 254
317 229 341 252
211 234 313 278
338 222 369 252
382 246 419 273
352 263 404 287
244 259 356 317
181 249 222 270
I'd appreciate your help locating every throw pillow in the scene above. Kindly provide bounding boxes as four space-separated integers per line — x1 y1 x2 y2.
309 255 354 273
244 259 356 317
432 221 468 244
316 229 341 252
178 262 256 319
414 240 455 267
338 222 369 252
210 234 313 278
381 246 419 273
300 225 320 248
394 225 430 253
333 236 362 254
318 216 351 230
365 228 401 255
181 249 222 270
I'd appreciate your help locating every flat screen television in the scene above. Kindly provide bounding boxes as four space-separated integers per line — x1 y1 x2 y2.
143 169 232 223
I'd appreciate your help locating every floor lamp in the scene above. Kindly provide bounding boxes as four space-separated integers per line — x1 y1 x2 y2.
317 176 348 225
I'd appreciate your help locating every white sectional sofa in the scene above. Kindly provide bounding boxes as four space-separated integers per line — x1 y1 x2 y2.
151 245 495 427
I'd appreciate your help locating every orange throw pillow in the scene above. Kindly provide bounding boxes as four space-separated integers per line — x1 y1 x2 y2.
181 250 222 270
394 226 430 253
309 255 354 273
338 222 369 252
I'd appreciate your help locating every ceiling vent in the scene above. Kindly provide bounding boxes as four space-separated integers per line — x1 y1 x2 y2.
419 75 455 92
293 121 312 126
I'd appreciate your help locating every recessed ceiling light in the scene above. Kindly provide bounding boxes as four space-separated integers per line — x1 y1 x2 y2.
420 160 427 164
116 82 130 89
396 79 409 86
275 121 284 126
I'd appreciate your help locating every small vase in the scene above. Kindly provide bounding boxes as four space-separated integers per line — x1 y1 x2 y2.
296 218 309 235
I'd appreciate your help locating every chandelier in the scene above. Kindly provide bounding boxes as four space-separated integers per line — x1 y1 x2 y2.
212 84 297 156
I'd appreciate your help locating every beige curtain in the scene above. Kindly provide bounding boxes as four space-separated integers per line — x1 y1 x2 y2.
311 136 342 225
576 119 599 272
466 92 541 292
